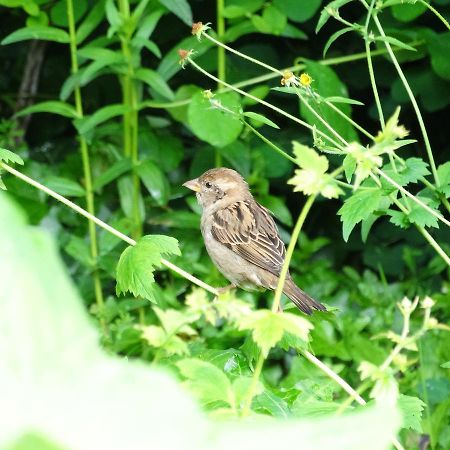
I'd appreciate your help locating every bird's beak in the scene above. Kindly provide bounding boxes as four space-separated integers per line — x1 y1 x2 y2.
183 178 201 192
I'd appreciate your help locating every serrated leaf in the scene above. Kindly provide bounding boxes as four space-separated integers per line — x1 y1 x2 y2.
1 26 70 45
0 148 24 165
408 200 440 228
277 313 313 342
387 209 410 229
116 235 180 303
15 101 78 119
338 189 383 241
177 358 233 406
292 141 328 173
398 395 425 432
243 111 279 129
238 310 285 357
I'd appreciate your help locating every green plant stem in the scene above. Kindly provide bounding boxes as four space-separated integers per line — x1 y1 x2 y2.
241 352 265 417
0 162 220 297
215 0 226 167
66 0 105 333
187 58 342 149
368 6 440 187
324 100 375 140
204 30 375 145
418 0 450 31
364 0 385 130
118 0 142 241
272 195 317 311
242 120 297 164
376 168 450 228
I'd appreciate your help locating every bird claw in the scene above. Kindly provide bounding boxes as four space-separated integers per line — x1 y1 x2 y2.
216 284 236 295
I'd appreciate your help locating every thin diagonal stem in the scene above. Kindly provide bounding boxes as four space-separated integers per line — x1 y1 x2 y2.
187 58 342 149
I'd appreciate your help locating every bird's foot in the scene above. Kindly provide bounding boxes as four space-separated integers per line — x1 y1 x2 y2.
216 284 236 295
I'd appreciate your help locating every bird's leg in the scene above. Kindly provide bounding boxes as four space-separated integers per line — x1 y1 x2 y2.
216 284 236 295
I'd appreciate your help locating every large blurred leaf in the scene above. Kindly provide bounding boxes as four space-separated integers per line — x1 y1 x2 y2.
188 91 243 148
428 31 450 81
300 60 358 142
274 0 321 23
0 192 402 447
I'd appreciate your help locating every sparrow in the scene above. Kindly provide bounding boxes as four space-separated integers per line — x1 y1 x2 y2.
183 168 326 315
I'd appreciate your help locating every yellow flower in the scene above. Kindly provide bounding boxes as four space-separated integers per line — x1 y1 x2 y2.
299 73 313 87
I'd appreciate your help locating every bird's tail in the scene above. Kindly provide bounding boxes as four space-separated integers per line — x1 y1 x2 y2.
283 279 326 315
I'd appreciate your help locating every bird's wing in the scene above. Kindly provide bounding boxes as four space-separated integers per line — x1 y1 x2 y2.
211 200 286 276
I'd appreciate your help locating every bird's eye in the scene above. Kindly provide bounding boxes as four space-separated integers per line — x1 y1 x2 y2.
205 182 212 189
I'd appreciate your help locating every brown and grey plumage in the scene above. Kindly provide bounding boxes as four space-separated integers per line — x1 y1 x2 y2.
183 168 326 315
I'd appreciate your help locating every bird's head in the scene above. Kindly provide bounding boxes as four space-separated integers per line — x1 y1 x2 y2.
183 168 249 210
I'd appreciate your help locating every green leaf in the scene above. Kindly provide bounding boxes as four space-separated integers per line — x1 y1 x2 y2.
292 141 329 173
158 0 192 25
232 377 264 407
398 395 426 432
93 158 132 191
65 235 93 268
292 397 341 418
188 91 243 148
76 0 106 44
338 189 383 241
177 358 233 406
243 111 279 129
316 0 353 33
15 101 78 119
253 389 291 417
135 159 170 205
274 0 321 23
118 175 145 219
375 35 417 52
391 1 428 22
133 9 164 43
441 362 450 368
238 310 312 357
0 148 24 165
407 199 439 228
134 68 174 100
1 25 70 44
116 234 180 303
428 31 450 81
325 96 364 106
323 27 354 57
300 60 358 142
50 0 87 27
74 104 128 135
238 310 285 356
343 154 356 182
44 176 86 197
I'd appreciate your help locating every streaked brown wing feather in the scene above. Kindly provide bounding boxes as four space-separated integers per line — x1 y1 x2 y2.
211 200 285 276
